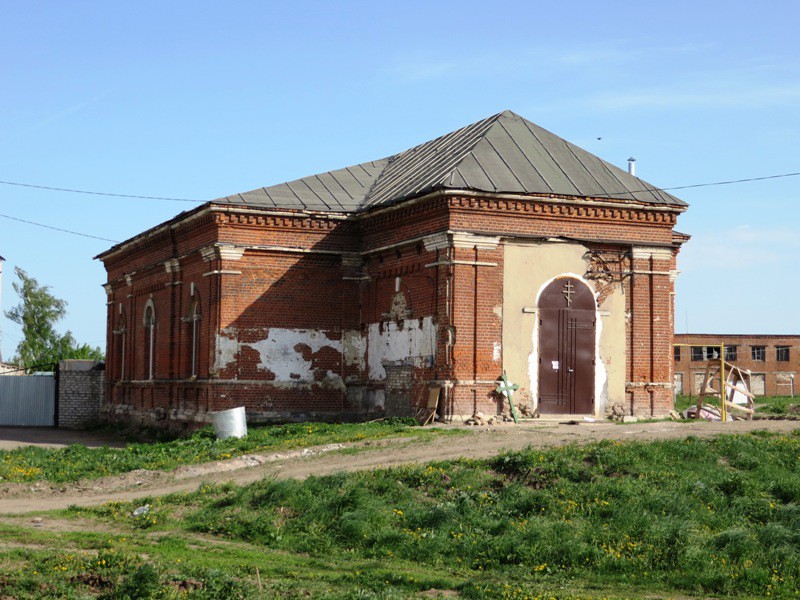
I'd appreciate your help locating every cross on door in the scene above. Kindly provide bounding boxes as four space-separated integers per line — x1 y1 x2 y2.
562 281 575 306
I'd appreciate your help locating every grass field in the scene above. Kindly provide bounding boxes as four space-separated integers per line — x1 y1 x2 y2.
2 430 800 598
0 419 459 484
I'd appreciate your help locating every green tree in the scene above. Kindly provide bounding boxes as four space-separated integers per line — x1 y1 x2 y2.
5 267 103 371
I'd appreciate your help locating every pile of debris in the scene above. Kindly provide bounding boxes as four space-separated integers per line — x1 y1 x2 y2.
463 412 516 426
607 402 682 422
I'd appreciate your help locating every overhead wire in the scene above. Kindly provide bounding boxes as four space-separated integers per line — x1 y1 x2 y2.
0 179 204 203
0 170 798 243
1 170 799 206
0 212 118 243
590 171 800 198
654 171 800 193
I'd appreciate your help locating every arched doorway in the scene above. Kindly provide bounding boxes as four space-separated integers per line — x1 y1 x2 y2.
538 277 596 414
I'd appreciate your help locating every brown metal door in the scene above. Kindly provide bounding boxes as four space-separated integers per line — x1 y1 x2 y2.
538 277 595 414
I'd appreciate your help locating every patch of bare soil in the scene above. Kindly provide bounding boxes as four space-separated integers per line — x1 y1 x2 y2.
0 419 798 516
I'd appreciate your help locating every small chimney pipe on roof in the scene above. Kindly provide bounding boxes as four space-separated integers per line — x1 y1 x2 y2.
627 157 636 176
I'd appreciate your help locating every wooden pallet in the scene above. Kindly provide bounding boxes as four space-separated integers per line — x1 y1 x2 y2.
415 386 441 425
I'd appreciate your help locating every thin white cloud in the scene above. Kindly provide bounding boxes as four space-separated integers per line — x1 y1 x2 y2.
591 83 800 110
33 89 113 128
0 89 113 144
386 40 714 84
679 226 799 272
556 42 711 66
389 60 461 83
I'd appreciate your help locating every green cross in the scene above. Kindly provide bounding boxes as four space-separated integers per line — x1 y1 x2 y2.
496 371 521 423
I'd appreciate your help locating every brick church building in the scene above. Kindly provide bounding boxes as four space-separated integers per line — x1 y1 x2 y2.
97 111 688 429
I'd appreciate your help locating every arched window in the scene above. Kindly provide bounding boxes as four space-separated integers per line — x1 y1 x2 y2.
187 295 201 378
143 299 156 380
113 308 127 381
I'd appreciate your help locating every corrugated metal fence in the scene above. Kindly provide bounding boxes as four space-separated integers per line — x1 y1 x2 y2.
0 375 56 426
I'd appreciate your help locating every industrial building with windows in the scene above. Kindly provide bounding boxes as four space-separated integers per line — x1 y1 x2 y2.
673 334 799 397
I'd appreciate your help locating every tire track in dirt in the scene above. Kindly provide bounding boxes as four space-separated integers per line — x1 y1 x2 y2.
1 419 798 515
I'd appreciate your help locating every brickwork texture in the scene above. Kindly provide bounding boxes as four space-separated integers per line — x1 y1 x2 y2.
58 360 105 429
97 190 686 430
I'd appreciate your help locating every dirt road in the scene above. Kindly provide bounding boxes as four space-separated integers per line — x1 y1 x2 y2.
1 419 798 515
0 427 127 451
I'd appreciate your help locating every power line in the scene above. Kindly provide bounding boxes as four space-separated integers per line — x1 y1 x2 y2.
0 170 798 244
0 213 118 243
590 171 800 199
1 170 799 206
661 171 800 192
0 179 205 203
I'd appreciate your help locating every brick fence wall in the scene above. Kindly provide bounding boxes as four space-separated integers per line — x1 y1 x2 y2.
58 360 105 429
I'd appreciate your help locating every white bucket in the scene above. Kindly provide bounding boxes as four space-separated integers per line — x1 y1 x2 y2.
210 406 248 439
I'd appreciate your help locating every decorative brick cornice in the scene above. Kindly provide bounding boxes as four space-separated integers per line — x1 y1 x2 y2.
423 232 449 252
360 196 448 233
422 231 500 252
215 211 343 231
448 196 677 226
632 246 674 261
200 244 245 262
451 232 500 250
341 253 363 267
371 262 424 280
219 245 245 261
202 270 243 278
199 247 216 262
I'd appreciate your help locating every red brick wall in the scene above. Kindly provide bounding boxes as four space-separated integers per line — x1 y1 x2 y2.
625 251 676 416
444 244 504 417
674 334 800 397
99 193 685 428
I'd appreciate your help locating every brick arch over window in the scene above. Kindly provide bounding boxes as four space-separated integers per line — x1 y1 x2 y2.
143 298 156 380
186 292 201 378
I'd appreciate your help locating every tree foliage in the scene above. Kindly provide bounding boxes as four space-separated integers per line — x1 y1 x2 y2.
5 267 103 371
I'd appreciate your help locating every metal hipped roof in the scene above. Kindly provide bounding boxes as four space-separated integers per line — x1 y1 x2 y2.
214 110 686 212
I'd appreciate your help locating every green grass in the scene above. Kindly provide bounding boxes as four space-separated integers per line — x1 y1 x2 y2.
674 394 695 413
0 419 460 484
753 396 800 416
4 431 799 598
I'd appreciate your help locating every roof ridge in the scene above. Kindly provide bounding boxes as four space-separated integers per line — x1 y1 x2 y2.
359 153 397 210
210 110 686 212
362 112 507 208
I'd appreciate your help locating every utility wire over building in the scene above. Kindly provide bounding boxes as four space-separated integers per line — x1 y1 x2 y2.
96 111 689 429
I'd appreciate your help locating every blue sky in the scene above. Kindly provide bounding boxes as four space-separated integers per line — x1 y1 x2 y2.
1 0 798 360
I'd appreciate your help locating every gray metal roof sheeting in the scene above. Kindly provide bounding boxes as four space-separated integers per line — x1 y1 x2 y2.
215 111 686 212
